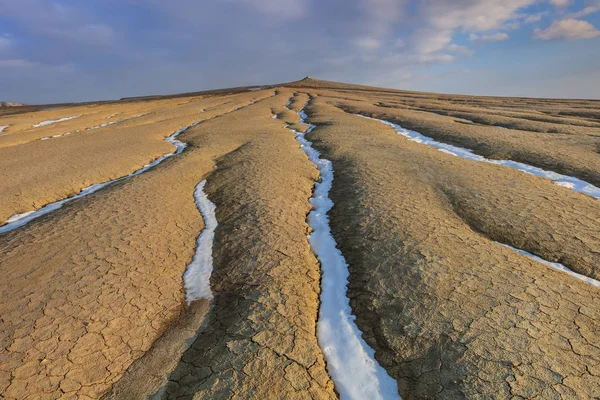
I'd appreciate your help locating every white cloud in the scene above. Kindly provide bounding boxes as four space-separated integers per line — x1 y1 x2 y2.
469 32 510 42
524 13 543 23
549 0 572 7
415 53 456 63
567 4 600 19
448 43 474 55
413 28 453 55
422 0 538 32
405 0 533 64
534 18 600 40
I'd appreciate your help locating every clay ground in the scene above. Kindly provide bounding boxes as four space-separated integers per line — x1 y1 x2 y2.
1 78 600 399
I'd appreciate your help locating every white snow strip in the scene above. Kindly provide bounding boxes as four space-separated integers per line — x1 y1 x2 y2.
287 101 400 400
33 115 80 128
498 243 600 288
457 118 474 123
107 114 117 119
87 121 117 130
183 180 217 303
6 211 34 224
360 115 600 200
0 125 8 133
0 119 201 234
38 112 152 142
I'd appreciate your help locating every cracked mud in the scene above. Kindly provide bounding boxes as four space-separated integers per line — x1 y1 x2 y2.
1 78 600 399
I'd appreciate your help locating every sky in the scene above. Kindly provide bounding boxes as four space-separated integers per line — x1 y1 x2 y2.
0 0 599 103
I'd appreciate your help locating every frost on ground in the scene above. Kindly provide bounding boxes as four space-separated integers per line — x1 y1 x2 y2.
288 102 400 400
361 115 600 200
33 115 80 128
498 243 600 288
183 180 217 303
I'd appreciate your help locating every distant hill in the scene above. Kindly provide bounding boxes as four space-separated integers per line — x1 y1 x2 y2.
0 102 24 107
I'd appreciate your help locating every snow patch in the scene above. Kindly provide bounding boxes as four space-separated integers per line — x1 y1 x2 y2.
6 211 34 224
360 115 600 200
288 101 400 400
498 243 600 288
33 116 80 128
88 121 117 130
0 125 8 133
183 180 217 303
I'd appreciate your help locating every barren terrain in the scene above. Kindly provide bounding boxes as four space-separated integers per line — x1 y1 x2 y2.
1 78 600 399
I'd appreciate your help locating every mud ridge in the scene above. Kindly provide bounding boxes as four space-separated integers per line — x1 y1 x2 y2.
358 114 600 200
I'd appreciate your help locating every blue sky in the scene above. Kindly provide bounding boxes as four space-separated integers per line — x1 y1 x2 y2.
0 0 599 103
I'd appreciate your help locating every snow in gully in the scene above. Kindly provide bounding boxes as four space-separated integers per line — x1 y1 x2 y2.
360 115 600 200
281 101 401 400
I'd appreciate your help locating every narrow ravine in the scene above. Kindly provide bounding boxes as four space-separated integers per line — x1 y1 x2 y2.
360 115 600 200
183 179 217 303
0 98 269 234
282 100 401 400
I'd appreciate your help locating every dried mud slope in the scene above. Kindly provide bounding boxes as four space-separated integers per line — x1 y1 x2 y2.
1 78 600 400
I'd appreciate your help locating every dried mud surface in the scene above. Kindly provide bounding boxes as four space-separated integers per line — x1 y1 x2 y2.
0 91 271 224
306 96 600 399
1 78 600 399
